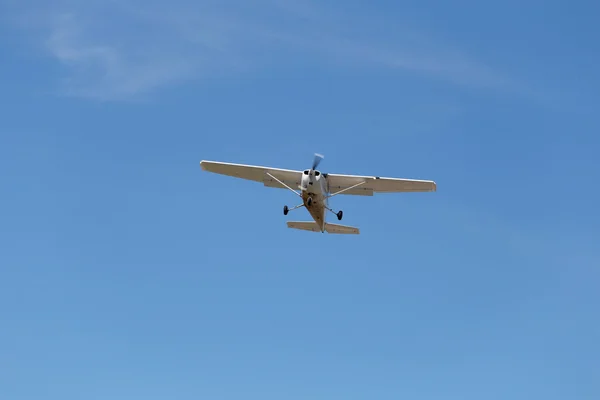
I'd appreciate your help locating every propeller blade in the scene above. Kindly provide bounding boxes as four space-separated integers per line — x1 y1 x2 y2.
312 153 324 170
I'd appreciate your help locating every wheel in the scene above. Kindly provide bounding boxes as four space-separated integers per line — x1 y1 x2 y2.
337 210 343 220
283 205 289 215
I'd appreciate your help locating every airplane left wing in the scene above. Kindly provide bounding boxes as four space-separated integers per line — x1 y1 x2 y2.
326 172 436 195
200 160 302 190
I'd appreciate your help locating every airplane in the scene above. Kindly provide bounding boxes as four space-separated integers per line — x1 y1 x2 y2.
199 153 436 234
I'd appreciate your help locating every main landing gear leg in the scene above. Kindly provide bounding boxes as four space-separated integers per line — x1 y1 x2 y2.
284 203 305 215
325 206 343 221
264 172 307 217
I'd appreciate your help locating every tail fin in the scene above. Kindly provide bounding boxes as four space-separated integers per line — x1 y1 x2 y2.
286 221 360 234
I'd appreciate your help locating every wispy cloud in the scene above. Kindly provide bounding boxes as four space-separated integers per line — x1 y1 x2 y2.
5 0 524 101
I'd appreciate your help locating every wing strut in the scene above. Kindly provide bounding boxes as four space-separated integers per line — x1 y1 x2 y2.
266 172 302 198
326 180 367 199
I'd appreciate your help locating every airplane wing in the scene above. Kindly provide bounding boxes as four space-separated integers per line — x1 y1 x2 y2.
326 172 436 196
200 160 302 190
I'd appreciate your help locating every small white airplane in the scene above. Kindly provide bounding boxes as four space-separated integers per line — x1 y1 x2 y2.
199 153 436 234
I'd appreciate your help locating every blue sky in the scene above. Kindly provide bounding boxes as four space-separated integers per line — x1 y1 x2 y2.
1 0 599 399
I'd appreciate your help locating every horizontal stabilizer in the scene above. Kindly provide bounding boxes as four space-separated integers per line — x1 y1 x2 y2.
324 223 360 234
286 221 360 234
287 221 322 232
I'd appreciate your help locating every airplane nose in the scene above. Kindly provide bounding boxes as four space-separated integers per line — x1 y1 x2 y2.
301 175 310 190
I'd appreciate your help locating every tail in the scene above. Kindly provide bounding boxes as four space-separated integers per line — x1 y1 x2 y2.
286 221 360 234
324 222 360 234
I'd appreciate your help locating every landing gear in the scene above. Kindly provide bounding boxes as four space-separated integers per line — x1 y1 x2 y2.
324 205 343 221
283 203 304 215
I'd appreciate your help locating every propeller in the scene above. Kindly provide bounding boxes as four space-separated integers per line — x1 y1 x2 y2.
312 153 324 170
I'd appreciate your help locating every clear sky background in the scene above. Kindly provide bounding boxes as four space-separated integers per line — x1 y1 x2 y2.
1 0 599 399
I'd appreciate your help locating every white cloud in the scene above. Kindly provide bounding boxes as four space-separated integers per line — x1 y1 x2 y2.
43 12 198 101
5 0 524 101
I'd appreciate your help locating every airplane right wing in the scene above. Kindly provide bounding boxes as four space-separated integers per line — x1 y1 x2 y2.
200 160 302 190
326 172 436 195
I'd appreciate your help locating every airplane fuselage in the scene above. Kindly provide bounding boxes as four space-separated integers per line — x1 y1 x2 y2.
300 168 328 231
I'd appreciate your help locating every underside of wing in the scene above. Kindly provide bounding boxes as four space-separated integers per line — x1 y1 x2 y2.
326 173 436 195
200 160 302 190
